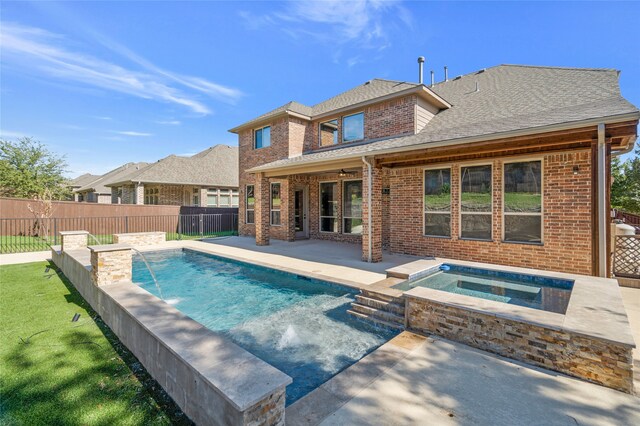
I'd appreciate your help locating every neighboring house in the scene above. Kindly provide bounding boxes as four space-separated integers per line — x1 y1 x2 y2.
74 162 149 203
231 64 639 277
107 145 239 207
67 173 101 201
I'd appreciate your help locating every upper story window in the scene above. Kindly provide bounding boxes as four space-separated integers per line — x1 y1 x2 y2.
342 112 364 143
319 119 338 147
254 126 271 149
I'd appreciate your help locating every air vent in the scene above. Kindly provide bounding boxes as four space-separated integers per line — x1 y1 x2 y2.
454 75 462 80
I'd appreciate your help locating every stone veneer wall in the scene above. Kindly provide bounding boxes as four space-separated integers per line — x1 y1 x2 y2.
406 297 634 393
388 151 593 275
90 248 132 286
113 232 166 246
61 232 88 251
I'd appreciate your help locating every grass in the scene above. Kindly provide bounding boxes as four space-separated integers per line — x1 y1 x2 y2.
0 261 192 425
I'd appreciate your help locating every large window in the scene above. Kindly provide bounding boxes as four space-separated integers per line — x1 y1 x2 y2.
504 160 542 243
343 181 362 234
270 183 281 226
424 168 451 237
254 126 271 149
319 119 338 147
460 165 492 240
144 187 159 205
207 188 239 207
320 182 338 232
342 112 364 143
246 185 255 224
207 188 218 206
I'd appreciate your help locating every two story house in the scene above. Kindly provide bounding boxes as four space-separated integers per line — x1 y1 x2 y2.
231 64 638 277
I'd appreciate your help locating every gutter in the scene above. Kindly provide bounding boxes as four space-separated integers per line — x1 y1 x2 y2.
612 134 637 156
247 111 640 174
597 124 607 277
362 156 373 263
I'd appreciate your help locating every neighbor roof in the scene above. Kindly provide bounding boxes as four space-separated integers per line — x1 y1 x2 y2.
229 79 449 132
68 173 101 188
106 145 238 187
75 163 150 194
248 65 639 172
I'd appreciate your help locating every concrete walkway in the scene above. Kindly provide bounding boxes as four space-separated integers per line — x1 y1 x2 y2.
0 250 50 265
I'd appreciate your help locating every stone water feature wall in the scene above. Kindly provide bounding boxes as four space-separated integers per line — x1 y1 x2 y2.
113 231 166 246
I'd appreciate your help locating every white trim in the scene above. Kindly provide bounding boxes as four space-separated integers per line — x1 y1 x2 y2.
459 162 493 241
597 123 607 277
501 157 544 244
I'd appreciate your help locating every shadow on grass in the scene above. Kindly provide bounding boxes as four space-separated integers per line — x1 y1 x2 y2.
1 261 193 425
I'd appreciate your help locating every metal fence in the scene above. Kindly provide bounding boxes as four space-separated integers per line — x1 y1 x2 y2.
613 235 640 279
0 213 238 254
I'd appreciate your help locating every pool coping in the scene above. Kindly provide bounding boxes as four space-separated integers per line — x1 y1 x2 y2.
390 258 636 349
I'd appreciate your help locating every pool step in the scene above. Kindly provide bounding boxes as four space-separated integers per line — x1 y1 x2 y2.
350 304 405 325
347 309 405 331
355 295 405 316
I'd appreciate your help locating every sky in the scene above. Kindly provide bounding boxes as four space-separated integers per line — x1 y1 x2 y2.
1 1 639 177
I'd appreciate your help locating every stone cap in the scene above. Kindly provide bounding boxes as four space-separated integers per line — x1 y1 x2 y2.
113 231 166 237
88 244 132 253
59 230 89 236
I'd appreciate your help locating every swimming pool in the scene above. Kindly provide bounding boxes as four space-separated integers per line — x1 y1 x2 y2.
393 264 574 314
132 249 396 405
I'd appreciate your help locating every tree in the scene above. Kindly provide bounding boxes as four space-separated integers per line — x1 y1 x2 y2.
0 137 71 200
611 140 640 214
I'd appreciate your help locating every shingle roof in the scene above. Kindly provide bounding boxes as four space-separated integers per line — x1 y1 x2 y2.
76 163 149 194
69 173 101 188
249 65 639 172
107 145 238 187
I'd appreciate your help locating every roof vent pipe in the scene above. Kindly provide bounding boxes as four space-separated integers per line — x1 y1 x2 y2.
430 70 435 87
417 56 425 84
444 66 449 82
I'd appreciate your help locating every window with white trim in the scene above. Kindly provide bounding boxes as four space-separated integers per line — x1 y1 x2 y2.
207 188 218 206
343 180 362 234
320 182 338 232
460 165 492 240
254 126 271 149
424 168 451 237
246 185 255 224
270 183 281 225
342 112 364 143
503 160 542 243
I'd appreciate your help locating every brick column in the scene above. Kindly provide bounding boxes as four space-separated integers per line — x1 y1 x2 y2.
254 173 270 246
135 183 145 205
362 162 383 262
284 177 295 242
89 244 132 286
60 230 88 251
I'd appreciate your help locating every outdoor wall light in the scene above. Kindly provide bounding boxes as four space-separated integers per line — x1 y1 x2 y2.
339 169 348 177
573 165 580 175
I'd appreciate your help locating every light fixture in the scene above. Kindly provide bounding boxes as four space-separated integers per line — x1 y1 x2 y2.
339 169 348 177
573 165 580 175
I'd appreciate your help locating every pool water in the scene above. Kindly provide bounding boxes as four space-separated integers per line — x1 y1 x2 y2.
132 249 396 405
393 264 574 314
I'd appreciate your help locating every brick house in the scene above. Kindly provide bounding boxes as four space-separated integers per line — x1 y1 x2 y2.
74 163 149 203
231 64 639 277
67 173 100 201
107 145 239 207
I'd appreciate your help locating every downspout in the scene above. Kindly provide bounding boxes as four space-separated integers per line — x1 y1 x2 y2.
362 156 373 263
597 124 607 277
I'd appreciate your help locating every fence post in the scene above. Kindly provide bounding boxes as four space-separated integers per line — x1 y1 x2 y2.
178 214 182 240
125 216 129 233
199 214 204 237
53 218 58 245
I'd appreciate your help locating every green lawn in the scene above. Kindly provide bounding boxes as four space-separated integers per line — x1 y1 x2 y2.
0 261 192 425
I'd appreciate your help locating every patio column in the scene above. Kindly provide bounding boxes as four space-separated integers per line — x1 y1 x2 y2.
362 159 383 262
284 176 295 242
135 183 144 205
255 173 270 246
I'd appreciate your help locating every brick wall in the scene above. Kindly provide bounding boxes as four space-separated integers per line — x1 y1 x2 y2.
388 151 593 275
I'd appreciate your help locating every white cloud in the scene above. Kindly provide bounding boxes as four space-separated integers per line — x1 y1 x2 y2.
156 120 181 126
241 0 409 54
114 131 152 137
0 22 243 114
0 129 32 139
93 116 112 120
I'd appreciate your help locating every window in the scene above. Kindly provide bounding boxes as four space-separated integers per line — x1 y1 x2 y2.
246 185 255 224
343 181 362 234
342 112 364 143
207 188 218 206
460 165 492 240
231 190 239 207
192 188 200 206
270 183 281 226
504 160 542 243
254 126 271 149
320 182 338 232
144 187 159 205
219 189 231 207
424 168 451 237
319 119 338 147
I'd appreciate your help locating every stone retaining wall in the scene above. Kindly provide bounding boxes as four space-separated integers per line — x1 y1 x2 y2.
406 296 634 393
113 231 166 246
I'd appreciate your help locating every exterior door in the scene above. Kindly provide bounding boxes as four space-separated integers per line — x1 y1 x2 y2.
294 187 309 239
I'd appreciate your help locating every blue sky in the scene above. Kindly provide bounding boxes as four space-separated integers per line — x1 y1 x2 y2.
1 1 639 177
